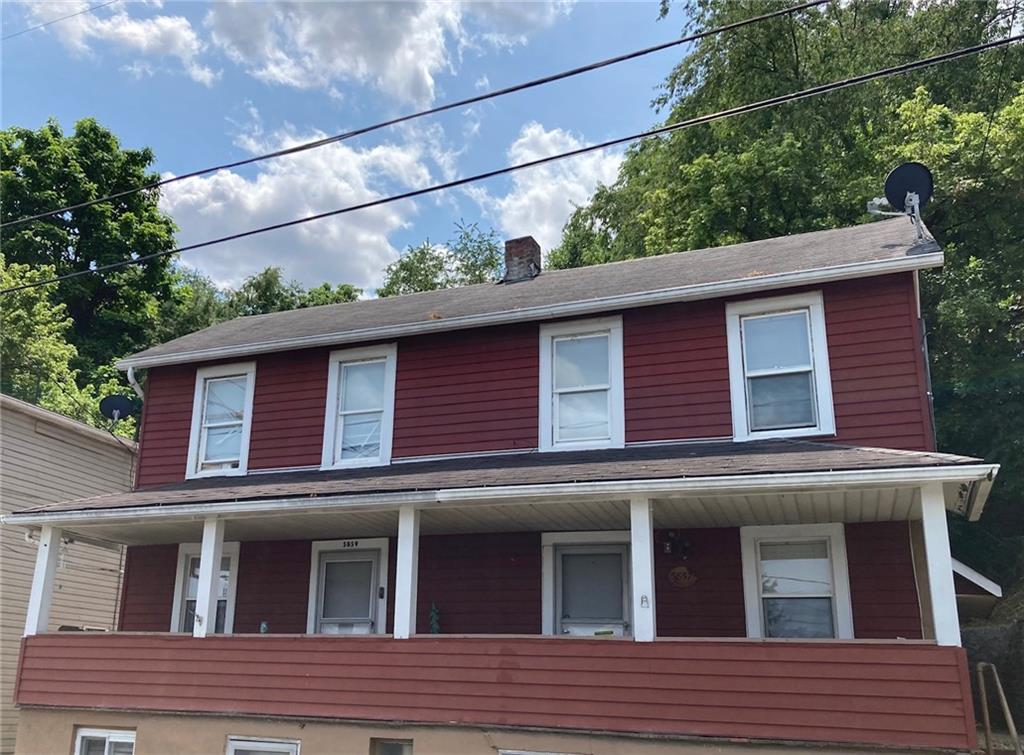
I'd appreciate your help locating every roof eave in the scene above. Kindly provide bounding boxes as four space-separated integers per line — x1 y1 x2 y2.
116 250 944 371
2 461 993 528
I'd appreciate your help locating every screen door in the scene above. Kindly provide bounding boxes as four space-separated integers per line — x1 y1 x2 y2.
555 544 630 636
316 549 380 634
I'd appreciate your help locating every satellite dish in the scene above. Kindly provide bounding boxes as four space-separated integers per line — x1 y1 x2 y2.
99 395 139 422
884 162 934 212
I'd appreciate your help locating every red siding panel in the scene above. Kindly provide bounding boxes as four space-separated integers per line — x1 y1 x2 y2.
655 528 746 637
118 545 178 632
234 540 312 634
16 633 976 750
416 533 541 634
624 300 732 442
135 366 195 488
392 324 539 457
248 349 329 470
845 522 923 640
825 274 932 451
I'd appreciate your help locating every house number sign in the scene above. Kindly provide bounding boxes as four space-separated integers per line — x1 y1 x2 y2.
338 540 360 549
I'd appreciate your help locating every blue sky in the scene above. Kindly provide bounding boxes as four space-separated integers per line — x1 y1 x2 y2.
2 1 690 290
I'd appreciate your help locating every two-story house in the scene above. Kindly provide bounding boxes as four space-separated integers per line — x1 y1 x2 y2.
7 218 997 755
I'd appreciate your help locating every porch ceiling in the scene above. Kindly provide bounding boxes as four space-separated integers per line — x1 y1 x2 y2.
56 484 927 546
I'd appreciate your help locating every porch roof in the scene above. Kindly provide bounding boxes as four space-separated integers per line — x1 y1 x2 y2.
6 439 989 521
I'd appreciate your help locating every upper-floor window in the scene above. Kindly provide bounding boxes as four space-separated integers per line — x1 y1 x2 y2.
726 292 835 441
321 345 397 469
539 317 624 451
186 362 256 479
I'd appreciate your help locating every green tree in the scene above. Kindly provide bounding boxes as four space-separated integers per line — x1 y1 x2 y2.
155 267 228 343
378 221 502 297
299 282 362 308
552 0 1023 580
0 255 134 436
0 118 177 379
224 267 303 317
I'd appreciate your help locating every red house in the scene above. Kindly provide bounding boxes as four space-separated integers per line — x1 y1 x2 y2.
8 219 997 755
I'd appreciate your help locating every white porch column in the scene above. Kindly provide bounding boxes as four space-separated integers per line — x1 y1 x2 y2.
629 496 657 642
920 482 961 646
393 505 421 639
193 517 225 638
24 526 62 636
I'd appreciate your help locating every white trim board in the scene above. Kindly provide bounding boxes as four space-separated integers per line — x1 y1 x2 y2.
170 541 240 633
952 558 1002 597
118 252 944 370
306 537 390 634
5 464 999 528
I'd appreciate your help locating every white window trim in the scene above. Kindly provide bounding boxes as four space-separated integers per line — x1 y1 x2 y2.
320 344 397 470
74 728 135 755
726 292 835 441
306 537 390 634
740 523 853 640
540 531 629 635
186 362 257 479
170 541 240 633
227 737 300 755
539 317 624 452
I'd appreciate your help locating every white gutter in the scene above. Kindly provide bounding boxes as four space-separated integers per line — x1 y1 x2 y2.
1 462 996 528
116 252 944 370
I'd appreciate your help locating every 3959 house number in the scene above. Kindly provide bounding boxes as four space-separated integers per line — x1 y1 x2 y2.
339 540 360 548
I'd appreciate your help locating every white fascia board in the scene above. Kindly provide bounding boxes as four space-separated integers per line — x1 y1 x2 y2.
1 462 996 529
116 252 943 371
952 558 1003 597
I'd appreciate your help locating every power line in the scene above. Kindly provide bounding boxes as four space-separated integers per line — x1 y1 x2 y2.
1 0 120 41
0 0 829 230
2 33 1020 296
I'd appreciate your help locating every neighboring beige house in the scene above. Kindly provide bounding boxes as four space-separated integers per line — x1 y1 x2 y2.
0 395 136 755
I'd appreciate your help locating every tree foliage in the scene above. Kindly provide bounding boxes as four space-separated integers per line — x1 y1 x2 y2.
551 0 1023 579
0 118 177 379
378 221 502 297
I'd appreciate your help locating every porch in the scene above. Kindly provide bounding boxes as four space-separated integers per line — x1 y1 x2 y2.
7 440 997 751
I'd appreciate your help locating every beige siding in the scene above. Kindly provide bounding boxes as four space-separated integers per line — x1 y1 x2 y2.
0 396 136 755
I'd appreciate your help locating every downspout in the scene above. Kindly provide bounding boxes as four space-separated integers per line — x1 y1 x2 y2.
126 366 145 400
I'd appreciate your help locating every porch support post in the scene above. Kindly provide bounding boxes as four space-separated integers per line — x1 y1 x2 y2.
24 526 61 636
193 516 225 638
920 482 961 646
394 504 421 639
629 496 657 642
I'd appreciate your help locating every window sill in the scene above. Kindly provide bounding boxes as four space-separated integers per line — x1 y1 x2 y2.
185 467 248 481
733 426 836 443
539 439 625 453
320 458 391 472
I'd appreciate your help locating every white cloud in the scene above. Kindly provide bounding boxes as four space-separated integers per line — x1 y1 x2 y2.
472 122 623 252
21 1 216 85
203 1 572 105
159 125 438 289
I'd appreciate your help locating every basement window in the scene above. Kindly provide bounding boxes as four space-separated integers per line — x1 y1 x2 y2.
539 317 624 451
726 292 835 441
74 729 135 755
186 362 257 478
227 738 300 755
321 345 397 469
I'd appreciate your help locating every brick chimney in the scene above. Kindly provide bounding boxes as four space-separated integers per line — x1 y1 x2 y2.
503 236 541 283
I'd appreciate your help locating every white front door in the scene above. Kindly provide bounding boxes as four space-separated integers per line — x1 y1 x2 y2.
555 544 630 637
315 549 381 634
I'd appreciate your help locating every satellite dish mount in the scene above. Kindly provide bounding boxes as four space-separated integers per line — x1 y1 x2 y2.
867 162 934 240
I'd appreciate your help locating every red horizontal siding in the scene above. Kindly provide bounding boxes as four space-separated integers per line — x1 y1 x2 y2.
248 349 329 470
234 540 312 634
845 522 923 640
655 528 746 637
118 545 177 632
416 533 541 634
392 324 538 457
133 273 932 478
135 366 195 488
624 300 732 442
15 633 976 750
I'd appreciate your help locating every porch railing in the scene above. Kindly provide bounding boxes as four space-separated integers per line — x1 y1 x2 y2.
16 633 975 750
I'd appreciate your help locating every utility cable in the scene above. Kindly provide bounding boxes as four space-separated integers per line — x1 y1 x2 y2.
1 0 120 41
0 0 829 229
2 33 1019 295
